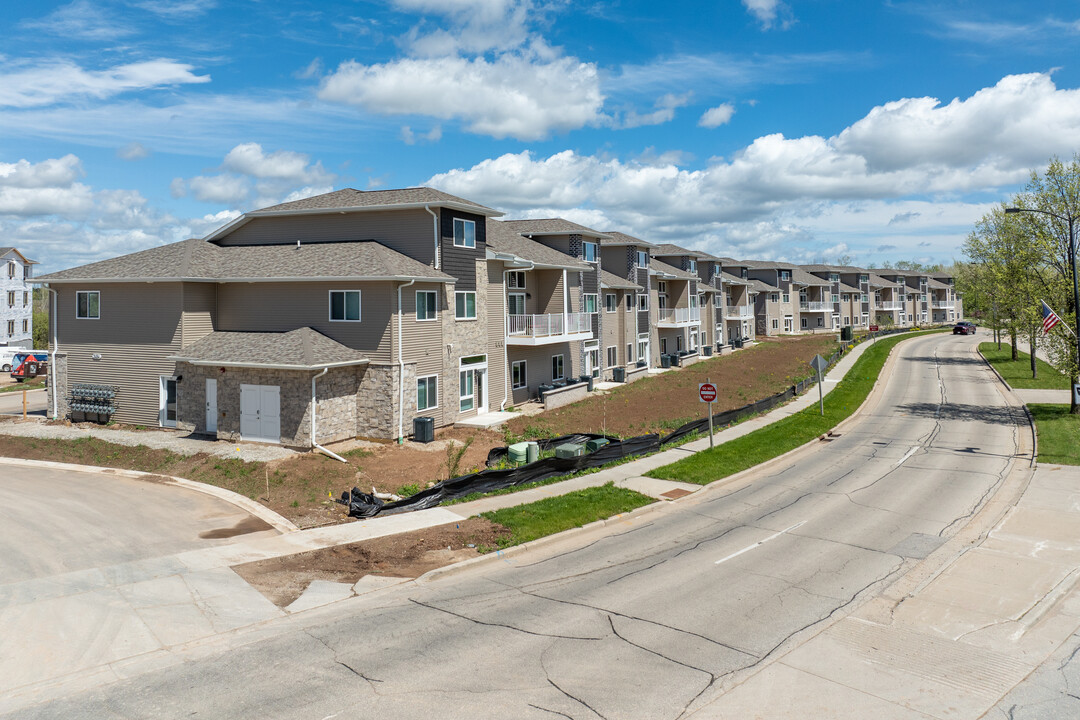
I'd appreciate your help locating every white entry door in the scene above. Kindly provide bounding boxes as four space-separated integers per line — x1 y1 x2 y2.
205 378 218 434
240 384 280 443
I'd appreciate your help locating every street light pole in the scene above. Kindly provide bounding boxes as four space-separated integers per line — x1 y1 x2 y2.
1006 207 1080 410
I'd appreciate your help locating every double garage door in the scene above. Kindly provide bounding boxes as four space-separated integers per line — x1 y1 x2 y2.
240 384 280 444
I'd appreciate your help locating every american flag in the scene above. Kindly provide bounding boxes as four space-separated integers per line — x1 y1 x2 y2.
1041 300 1062 335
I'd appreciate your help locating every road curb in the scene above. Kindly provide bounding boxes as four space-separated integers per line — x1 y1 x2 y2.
976 345 1039 466
0 456 299 534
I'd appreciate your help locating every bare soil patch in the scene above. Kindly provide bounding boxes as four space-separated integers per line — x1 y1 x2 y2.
506 334 841 438
233 517 510 607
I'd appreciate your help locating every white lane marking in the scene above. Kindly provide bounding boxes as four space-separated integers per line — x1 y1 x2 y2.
715 521 807 565
894 445 920 466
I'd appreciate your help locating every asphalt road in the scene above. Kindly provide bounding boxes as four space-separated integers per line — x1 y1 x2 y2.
0 387 45 416
5 333 1029 719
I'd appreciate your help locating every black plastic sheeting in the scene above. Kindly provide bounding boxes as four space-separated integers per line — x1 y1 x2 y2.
335 327 932 518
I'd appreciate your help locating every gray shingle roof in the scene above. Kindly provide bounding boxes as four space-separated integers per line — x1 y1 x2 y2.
601 231 656 248
170 328 369 369
254 187 500 216
653 243 709 259
800 263 867 273
838 282 861 294
866 273 893 288
599 269 642 291
928 278 950 290
741 259 800 270
748 278 777 293
501 218 611 239
791 268 831 287
485 220 590 270
651 259 698 280
720 271 750 286
36 238 456 283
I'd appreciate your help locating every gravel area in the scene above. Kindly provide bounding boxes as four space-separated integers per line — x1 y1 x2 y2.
0 417 296 462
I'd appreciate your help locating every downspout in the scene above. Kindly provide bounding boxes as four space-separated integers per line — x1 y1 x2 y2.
311 367 346 463
397 278 417 443
43 284 58 420
424 205 440 269
501 260 534 411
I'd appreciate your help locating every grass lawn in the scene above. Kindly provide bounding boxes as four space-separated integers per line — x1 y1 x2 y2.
648 329 947 485
480 482 654 549
1028 404 1080 465
978 343 1071 390
0 377 46 394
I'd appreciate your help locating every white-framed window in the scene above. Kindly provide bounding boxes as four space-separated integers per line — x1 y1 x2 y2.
638 293 649 311
551 354 565 381
512 360 527 389
417 375 438 411
859 274 868 283
688 332 698 351
627 343 633 362
714 263 721 277
508 292 526 316
637 250 649 267
22 319 28 333
159 375 178 428
781 293 789 303
22 291 28 306
830 273 840 282
658 281 667 294
769 293 779 303
607 346 617 366
416 290 437 321
771 318 779 329
584 294 598 313
801 318 808 329
831 294 840 303
455 291 477 320
843 316 850 325
862 294 868 303
6 291 13 307
605 293 617 312
780 270 790 281
507 271 526 289
700 331 706 346
459 370 474 411
637 335 649 362
587 345 600 378
329 290 361 321
6 320 13 335
583 241 598 262
76 290 100 320
688 259 697 273
6 262 14 278
690 295 699 309
626 294 633 312
817 317 824 327
842 294 850 302
453 218 476 248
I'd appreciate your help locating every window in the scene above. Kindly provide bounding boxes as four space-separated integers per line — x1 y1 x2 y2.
551 354 564 380
626 295 633 312
843 316 850 326
862 294 868 303
831 294 840 303
801 318 808 329
658 281 667 294
638 293 649 311
512 360 527 389
417 376 438 411
688 259 697 273
700 331 706 346
771 318 779 329
584 294 598 313
22 319 28 333
781 293 789 303
507 271 526 289
859 275 868 283
508 292 525 316
329 290 361 321
607 346 617 366
76 290 100 319
6 262 14 278
842 294 850 302
769 293 779 303
740 268 748 279
637 250 649 267
780 270 790 281
587 346 600 378
714 264 721 277
638 336 648 361
459 370 474 411
22 291 28 306
453 218 476 248
817 317 824 327
627 343 633 362
6 291 13 307
6 320 12 335
455 291 477 319
605 293 617 312
829 273 840 282
416 290 437 321
583 241 598 262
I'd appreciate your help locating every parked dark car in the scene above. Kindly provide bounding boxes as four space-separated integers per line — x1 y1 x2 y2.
953 321 976 335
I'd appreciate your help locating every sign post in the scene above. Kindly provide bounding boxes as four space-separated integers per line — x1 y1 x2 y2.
809 354 828 416
699 380 717 449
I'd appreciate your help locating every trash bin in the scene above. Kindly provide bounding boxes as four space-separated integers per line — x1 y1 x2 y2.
553 379 567 388
585 375 594 391
612 367 626 382
538 384 554 400
413 416 434 443
734 338 744 348
637 359 646 368
660 354 671 368
841 326 854 342
703 346 713 357
670 353 681 367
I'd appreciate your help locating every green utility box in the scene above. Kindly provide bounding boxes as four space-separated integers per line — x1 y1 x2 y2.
585 438 609 452
555 443 585 459
508 442 530 463
526 442 539 463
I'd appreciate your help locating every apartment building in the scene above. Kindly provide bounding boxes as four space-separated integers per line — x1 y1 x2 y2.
599 231 654 372
652 244 726 353
1 248 36 347
716 258 756 345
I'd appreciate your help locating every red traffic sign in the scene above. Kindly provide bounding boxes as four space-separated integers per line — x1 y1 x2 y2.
869 324 879 331
699 382 717 403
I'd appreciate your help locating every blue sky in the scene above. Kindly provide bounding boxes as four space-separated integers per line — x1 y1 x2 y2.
3 0 1080 273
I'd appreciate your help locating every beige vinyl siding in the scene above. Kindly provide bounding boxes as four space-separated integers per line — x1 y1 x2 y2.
535 270 564 314
216 281 394 363
401 282 445 426
56 283 183 426
601 289 625 368
486 263 506 410
181 282 216 347
216 210 437 265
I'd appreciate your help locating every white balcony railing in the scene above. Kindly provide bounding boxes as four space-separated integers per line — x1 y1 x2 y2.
931 300 955 309
507 312 591 339
878 301 904 310
798 301 832 312
725 305 752 318
657 307 701 325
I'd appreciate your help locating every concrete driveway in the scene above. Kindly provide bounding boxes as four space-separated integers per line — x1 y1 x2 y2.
0 388 45 417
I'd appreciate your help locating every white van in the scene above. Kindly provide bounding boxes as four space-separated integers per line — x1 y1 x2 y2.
0 347 27 373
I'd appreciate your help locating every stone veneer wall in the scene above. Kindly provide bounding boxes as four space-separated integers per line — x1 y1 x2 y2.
355 363 401 439
176 363 362 448
48 351 68 420
439 258 491 424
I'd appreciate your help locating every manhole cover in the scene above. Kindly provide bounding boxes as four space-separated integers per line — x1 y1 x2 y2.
660 488 693 500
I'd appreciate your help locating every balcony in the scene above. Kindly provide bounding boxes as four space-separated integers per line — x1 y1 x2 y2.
931 300 955 309
877 301 904 310
506 312 593 346
657 307 701 327
725 305 753 318
799 301 832 312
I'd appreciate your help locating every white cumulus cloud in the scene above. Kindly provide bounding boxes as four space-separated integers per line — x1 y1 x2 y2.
742 0 793 30
699 103 736 128
187 175 252 205
0 59 210 108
